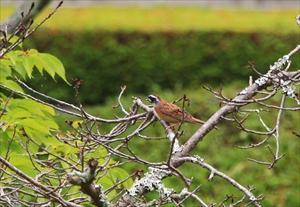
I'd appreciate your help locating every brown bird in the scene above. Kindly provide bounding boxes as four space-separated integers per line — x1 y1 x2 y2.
147 95 205 125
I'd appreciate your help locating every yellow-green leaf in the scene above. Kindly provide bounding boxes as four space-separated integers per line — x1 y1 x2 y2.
0 79 23 92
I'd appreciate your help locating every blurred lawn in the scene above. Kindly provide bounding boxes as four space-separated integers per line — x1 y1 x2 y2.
1 6 299 32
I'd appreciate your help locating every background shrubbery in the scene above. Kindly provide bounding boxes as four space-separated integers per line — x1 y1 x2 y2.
26 31 299 104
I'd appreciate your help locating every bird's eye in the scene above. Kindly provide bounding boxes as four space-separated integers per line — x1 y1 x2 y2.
147 95 157 103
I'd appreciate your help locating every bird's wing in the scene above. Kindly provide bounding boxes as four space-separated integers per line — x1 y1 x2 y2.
159 101 203 123
159 102 188 121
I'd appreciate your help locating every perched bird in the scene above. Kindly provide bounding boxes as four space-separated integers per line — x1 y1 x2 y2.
147 94 205 125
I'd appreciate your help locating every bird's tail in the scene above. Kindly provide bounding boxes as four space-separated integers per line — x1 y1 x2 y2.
191 117 205 124
191 117 218 130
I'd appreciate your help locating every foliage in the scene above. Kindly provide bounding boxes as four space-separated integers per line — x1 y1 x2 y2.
25 30 300 104
0 48 133 204
0 47 68 174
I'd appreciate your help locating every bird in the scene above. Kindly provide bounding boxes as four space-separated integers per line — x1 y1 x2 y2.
147 94 205 126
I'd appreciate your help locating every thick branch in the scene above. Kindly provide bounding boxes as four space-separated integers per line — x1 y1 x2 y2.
68 159 108 207
173 47 300 163
175 82 262 158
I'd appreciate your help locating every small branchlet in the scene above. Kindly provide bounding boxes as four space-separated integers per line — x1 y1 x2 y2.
255 46 300 104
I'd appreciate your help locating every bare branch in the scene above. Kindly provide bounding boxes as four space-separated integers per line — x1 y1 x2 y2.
0 156 80 207
177 156 262 207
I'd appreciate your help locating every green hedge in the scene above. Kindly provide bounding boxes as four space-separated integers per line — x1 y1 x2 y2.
26 30 299 104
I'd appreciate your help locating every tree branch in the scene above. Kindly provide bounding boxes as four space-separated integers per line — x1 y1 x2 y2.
0 155 80 207
177 156 262 207
173 45 300 162
0 0 52 34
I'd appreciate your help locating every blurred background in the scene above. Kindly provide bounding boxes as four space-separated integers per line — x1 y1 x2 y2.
1 0 299 206
1 0 299 104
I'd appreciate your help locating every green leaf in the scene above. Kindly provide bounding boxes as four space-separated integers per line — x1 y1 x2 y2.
39 53 69 83
13 61 28 79
2 99 58 139
85 145 108 162
5 107 32 120
22 127 47 143
71 120 83 128
21 119 53 135
2 50 69 83
9 99 55 117
30 53 45 74
6 51 28 79
9 153 37 176
49 143 77 155
109 168 133 189
0 58 12 79
0 79 23 92
82 203 95 207
22 56 35 78
6 51 18 65
0 131 23 155
98 176 114 190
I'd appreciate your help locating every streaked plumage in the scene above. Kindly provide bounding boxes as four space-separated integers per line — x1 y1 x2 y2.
147 95 205 125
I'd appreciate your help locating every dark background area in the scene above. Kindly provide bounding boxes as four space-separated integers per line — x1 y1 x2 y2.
25 31 299 104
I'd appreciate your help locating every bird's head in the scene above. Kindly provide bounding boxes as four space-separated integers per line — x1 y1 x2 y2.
147 94 161 105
